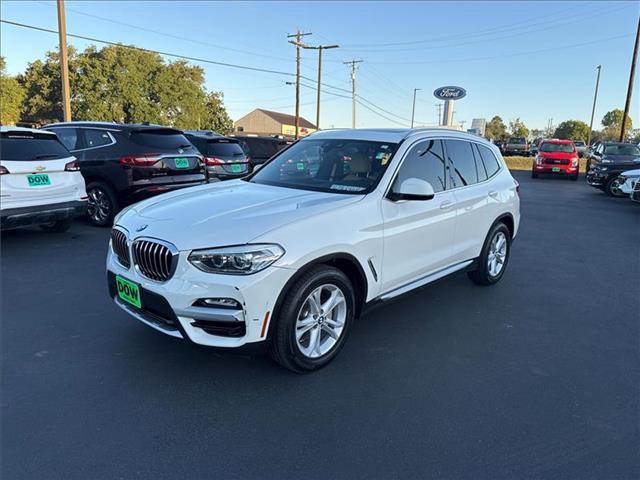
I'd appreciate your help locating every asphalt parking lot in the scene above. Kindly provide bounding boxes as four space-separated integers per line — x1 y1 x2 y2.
2 171 638 479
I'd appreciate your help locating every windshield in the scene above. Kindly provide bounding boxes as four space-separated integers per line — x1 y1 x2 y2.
0 132 71 160
509 137 526 144
603 144 640 156
248 138 398 194
540 142 575 153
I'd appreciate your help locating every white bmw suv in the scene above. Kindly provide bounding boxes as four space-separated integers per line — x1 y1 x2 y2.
107 129 520 372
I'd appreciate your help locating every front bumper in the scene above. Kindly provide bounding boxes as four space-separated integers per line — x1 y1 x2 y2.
106 247 294 347
0 200 87 230
533 163 578 175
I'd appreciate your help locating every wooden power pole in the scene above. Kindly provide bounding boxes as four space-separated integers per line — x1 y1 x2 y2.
304 44 339 130
587 65 601 148
57 0 72 122
620 15 640 142
288 30 312 139
344 59 362 128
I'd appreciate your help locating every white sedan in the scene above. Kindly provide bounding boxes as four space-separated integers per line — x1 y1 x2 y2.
107 128 520 372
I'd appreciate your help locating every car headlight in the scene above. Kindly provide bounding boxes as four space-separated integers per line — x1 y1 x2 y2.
535 155 544 165
601 158 613 163
188 244 285 275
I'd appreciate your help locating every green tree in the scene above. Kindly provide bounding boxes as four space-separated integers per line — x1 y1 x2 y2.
553 120 590 141
485 115 508 140
201 91 233 134
509 118 529 138
600 108 633 140
18 45 232 129
0 56 25 124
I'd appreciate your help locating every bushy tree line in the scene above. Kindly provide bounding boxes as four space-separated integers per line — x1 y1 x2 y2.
0 46 233 133
484 109 634 143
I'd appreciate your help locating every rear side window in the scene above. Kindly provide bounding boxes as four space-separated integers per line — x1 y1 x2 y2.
0 133 71 161
476 144 501 178
472 144 488 182
82 129 113 149
445 140 478 187
208 141 245 157
130 130 192 150
395 139 446 192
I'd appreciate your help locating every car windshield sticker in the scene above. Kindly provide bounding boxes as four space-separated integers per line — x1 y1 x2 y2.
330 184 366 192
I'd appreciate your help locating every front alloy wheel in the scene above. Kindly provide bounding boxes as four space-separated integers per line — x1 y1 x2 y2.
295 284 347 359
270 265 355 372
605 177 626 198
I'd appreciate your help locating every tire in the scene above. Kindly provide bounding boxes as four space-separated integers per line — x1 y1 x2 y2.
605 176 626 198
570 173 578 181
39 218 73 233
531 168 538 179
270 266 356 373
86 181 118 227
467 222 511 286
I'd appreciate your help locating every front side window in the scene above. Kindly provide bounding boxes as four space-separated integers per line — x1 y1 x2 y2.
394 139 446 192
248 138 398 194
446 140 478 187
50 128 80 151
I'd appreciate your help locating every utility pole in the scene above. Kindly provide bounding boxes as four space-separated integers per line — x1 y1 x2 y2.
410 88 421 128
344 59 363 128
620 15 640 142
302 44 339 130
57 0 71 121
587 65 602 148
287 30 312 139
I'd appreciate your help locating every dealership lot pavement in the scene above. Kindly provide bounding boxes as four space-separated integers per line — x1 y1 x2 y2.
2 172 638 479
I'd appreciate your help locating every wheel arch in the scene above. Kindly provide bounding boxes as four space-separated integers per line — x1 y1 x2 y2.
268 253 369 338
492 212 515 239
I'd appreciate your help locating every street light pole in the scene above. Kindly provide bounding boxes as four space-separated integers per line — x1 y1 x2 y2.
411 88 421 128
587 65 601 149
620 15 640 142
56 0 71 121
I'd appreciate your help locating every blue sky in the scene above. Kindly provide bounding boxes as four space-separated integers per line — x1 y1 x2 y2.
1 0 638 131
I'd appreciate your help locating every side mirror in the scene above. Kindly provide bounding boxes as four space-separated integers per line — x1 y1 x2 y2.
388 177 435 201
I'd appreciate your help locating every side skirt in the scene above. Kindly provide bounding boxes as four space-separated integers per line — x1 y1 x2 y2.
375 259 475 302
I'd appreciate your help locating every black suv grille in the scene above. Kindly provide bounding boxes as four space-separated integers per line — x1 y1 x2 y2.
111 229 130 268
132 239 176 281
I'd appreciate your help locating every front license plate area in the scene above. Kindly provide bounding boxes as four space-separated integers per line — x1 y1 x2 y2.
174 157 190 169
27 173 51 187
552 167 561 173
116 275 142 309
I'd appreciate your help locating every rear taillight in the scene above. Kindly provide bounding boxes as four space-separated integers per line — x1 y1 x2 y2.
64 160 81 171
0 166 9 175
205 157 224 166
120 154 160 166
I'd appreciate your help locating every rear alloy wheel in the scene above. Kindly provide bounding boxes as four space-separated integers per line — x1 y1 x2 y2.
86 182 117 226
270 266 355 372
468 223 511 286
605 176 626 198
40 218 73 233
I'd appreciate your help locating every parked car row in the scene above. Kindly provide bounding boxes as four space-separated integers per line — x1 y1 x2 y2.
1 122 290 230
586 142 640 198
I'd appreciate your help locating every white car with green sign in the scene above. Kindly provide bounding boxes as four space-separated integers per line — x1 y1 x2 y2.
108 128 520 372
1 126 87 232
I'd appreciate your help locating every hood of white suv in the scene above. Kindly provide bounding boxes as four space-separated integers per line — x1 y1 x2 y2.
116 180 363 250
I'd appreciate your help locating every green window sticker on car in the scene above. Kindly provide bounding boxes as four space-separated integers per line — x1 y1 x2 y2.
230 164 243 173
27 173 51 187
296 162 305 171
174 157 190 169
116 275 142 309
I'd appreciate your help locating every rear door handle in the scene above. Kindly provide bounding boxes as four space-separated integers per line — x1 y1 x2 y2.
488 190 499 198
440 200 454 210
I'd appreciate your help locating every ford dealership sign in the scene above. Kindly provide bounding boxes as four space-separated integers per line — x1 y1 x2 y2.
433 86 466 100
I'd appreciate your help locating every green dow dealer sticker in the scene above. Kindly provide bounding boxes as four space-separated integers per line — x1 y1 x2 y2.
174 157 190 169
27 173 51 187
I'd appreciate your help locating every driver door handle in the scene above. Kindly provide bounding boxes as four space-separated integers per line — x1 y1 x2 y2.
488 190 499 198
439 200 454 210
